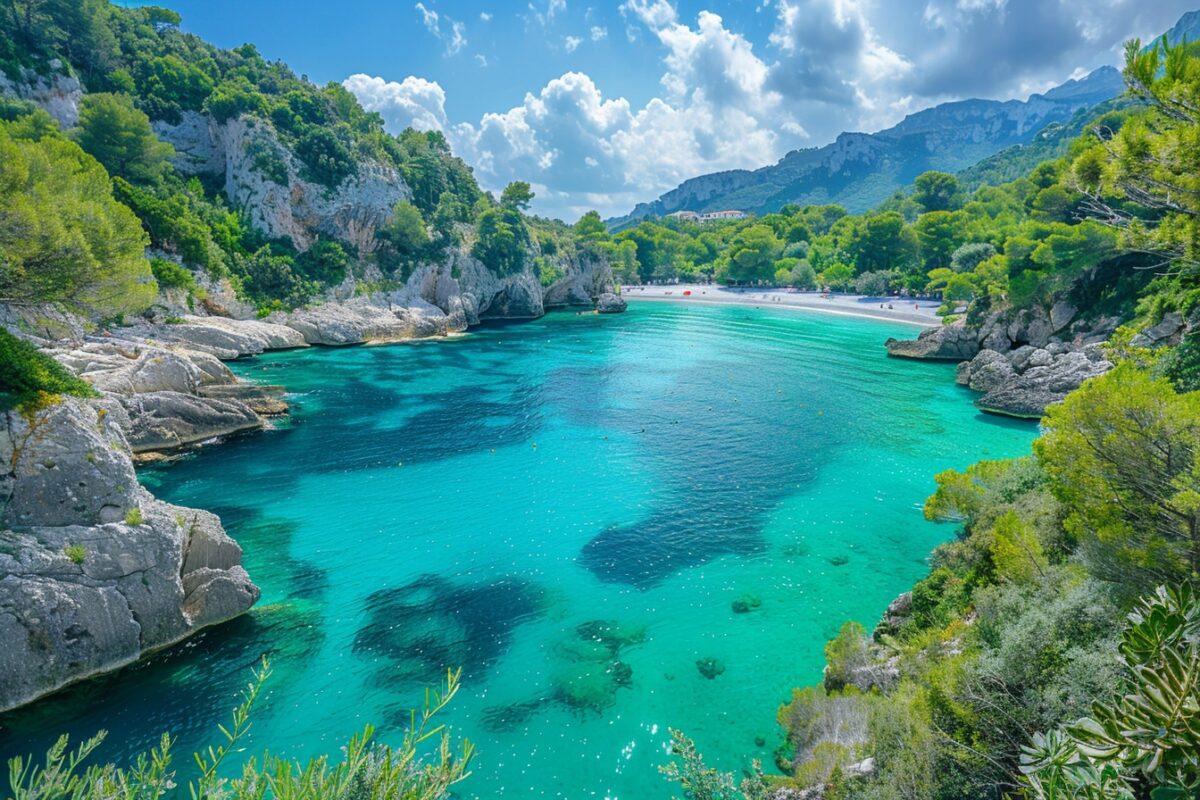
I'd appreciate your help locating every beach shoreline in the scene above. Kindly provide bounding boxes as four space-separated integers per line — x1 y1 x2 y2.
622 285 943 327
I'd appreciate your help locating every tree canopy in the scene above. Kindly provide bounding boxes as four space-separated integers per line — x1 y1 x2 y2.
73 92 174 184
0 117 154 316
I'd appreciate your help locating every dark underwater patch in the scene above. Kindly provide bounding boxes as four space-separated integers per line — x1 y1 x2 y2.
574 352 834 588
353 574 545 688
580 508 769 589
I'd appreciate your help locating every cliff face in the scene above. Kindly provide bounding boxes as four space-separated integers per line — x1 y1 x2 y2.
0 397 259 712
0 65 82 127
154 112 411 255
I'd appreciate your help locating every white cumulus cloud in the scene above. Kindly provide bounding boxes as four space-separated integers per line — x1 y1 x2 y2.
342 73 451 133
351 0 1199 220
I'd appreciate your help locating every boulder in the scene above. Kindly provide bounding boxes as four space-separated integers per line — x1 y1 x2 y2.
885 321 979 361
1130 311 1186 349
967 347 1112 418
596 292 628 314
1005 306 1056 347
960 350 1015 393
1008 344 1038 372
1049 298 1078 332
1028 348 1053 368
874 591 913 639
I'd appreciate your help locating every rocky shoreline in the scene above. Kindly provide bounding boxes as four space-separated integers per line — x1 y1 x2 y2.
0 253 622 713
884 300 1131 418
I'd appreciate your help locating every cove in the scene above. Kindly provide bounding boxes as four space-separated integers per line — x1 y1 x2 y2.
0 302 1036 799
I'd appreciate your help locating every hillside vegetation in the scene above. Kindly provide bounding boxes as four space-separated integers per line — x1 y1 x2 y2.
0 1 596 320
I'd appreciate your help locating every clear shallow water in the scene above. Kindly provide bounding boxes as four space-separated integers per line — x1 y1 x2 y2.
0 303 1036 798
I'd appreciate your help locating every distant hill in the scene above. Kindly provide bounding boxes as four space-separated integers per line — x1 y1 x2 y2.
1162 9 1200 44
961 10 1198 193
608 67 1123 229
956 96 1139 191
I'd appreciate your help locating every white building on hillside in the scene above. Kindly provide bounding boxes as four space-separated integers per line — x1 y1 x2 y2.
667 209 747 223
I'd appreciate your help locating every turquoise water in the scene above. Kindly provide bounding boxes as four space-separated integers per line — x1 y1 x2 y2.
0 303 1036 798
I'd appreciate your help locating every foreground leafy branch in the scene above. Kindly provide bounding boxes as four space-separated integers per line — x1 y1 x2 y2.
660 728 768 800
4 660 473 800
1020 584 1200 799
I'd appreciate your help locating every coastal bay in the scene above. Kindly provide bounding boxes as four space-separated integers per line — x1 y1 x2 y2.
0 303 1036 798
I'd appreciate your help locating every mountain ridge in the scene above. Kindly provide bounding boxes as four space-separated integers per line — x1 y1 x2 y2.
608 65 1124 229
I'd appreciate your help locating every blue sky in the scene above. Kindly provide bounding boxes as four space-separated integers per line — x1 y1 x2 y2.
152 1 1198 220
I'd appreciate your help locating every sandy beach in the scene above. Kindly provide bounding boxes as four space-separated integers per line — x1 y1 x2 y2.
622 284 943 326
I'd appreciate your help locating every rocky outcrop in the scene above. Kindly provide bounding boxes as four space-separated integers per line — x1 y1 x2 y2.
120 315 308 359
887 299 1123 418
957 344 1112 418
277 247 612 345
46 333 283 453
1130 311 1186 349
0 65 82 127
284 295 451 345
0 398 259 712
595 292 628 314
873 591 913 639
543 253 613 308
885 321 980 361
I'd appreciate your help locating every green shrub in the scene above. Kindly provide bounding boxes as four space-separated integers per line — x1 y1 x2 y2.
149 257 197 292
535 257 564 287
124 507 143 526
0 329 97 410
294 125 355 189
660 728 768 800
473 206 530 276
246 135 289 185
63 544 86 565
824 621 872 692
4 662 473 800
0 122 155 317
295 239 350 286
1161 328 1200 392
